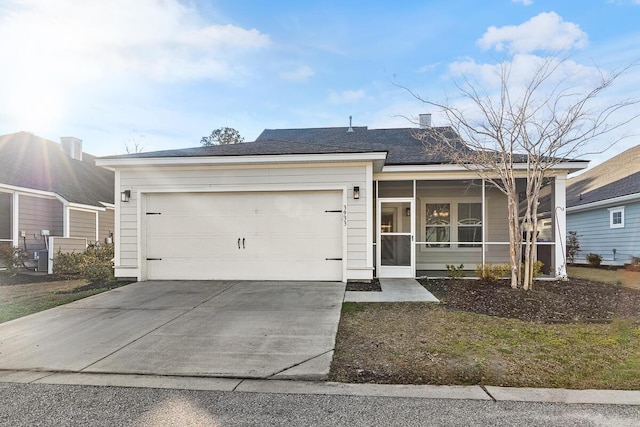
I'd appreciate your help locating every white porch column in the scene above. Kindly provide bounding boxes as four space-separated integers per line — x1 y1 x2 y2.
554 175 567 278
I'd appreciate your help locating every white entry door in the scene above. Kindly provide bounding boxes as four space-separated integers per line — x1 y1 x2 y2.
377 198 414 278
144 191 343 281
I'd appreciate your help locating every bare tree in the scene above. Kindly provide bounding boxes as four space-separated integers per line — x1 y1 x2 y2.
201 127 244 146
406 57 638 289
124 133 145 154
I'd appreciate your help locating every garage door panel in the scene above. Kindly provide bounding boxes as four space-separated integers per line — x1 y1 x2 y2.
145 191 343 281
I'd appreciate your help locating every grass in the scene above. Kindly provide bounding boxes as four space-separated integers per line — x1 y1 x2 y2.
568 265 640 290
330 302 640 389
0 278 124 324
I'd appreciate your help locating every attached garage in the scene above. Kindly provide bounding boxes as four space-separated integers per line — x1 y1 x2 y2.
143 190 344 281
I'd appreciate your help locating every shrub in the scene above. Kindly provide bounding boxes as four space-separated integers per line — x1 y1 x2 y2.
53 243 115 283
446 263 465 278
521 260 544 278
0 244 28 274
475 262 511 283
586 253 602 268
566 231 580 264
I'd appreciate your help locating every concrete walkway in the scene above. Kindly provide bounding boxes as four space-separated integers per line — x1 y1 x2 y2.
344 278 439 302
1 371 639 405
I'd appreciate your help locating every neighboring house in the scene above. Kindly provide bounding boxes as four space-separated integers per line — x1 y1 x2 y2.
0 132 115 271
567 145 640 266
96 118 586 282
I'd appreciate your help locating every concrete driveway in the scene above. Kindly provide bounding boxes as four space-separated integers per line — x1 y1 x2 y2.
0 281 345 380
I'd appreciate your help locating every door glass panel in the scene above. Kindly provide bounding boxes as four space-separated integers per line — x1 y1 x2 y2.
380 235 411 266
380 202 411 234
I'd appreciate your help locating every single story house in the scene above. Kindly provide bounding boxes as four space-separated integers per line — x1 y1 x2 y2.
567 144 640 266
96 119 587 282
0 132 115 271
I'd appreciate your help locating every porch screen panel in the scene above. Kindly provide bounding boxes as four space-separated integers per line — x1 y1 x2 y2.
380 235 411 266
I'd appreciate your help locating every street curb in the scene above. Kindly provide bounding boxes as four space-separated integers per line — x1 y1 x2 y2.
1 370 639 405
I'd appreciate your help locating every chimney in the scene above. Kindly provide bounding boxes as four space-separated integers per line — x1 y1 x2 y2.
60 137 83 161
419 113 432 129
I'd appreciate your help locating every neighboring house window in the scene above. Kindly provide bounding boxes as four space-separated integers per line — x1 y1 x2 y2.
608 206 625 229
422 199 482 249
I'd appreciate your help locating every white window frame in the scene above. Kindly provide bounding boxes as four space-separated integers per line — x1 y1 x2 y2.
608 206 625 229
419 197 483 251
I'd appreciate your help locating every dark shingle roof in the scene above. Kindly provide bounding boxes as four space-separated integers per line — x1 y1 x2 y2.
0 132 114 206
100 126 465 165
567 145 640 208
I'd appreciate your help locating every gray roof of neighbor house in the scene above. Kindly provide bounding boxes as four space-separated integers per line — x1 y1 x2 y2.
100 126 467 165
0 132 114 207
567 144 640 208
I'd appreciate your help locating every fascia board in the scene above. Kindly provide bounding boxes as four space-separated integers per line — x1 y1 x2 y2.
567 193 640 213
381 161 590 174
96 152 388 168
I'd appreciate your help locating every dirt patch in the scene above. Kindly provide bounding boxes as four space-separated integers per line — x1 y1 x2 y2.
420 278 640 323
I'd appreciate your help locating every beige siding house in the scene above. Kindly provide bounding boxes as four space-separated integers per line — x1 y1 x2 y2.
97 123 586 282
0 132 115 272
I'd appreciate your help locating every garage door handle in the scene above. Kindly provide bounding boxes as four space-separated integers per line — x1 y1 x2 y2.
238 238 241 249
242 238 245 249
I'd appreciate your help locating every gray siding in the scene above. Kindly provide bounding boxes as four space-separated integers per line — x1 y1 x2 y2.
69 209 97 242
567 201 640 265
0 192 11 240
98 208 114 242
117 164 369 279
17 195 62 251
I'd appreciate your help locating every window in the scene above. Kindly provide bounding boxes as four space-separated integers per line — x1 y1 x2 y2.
425 203 450 247
609 206 625 229
421 199 482 249
458 203 482 247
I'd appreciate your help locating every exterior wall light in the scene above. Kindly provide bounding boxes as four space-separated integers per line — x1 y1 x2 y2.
353 186 360 199
121 190 131 203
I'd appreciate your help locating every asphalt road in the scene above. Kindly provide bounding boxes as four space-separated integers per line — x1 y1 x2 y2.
1 383 639 426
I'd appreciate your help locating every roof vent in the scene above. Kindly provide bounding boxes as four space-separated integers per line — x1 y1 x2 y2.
347 115 354 132
419 113 432 129
60 137 83 161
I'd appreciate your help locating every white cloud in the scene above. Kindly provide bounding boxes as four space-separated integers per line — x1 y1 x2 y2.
512 0 533 5
0 0 270 131
329 89 366 104
280 65 315 81
478 12 588 53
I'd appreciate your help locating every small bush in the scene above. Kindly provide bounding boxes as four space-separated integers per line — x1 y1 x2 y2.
53 243 115 283
587 253 602 268
475 262 511 283
566 231 580 264
0 245 28 274
446 264 465 278
521 260 544 278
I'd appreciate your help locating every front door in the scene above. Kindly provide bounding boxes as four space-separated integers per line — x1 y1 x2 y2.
377 198 414 278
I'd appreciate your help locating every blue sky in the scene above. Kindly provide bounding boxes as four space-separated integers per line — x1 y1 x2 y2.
1 0 639 163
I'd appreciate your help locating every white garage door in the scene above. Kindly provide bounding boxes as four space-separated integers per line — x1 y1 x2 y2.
144 191 343 281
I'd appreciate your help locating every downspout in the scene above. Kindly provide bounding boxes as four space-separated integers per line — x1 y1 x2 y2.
54 194 71 238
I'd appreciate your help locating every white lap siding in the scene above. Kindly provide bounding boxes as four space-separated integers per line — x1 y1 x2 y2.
116 163 370 281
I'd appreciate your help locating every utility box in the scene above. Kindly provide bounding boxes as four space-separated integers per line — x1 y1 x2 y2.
37 250 49 273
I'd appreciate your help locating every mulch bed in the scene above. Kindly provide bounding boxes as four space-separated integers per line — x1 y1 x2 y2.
0 271 67 286
346 279 381 292
420 278 640 324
